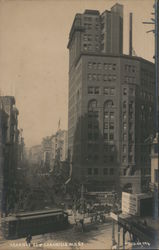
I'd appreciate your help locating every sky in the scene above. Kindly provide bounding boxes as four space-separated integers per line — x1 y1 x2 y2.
0 0 154 147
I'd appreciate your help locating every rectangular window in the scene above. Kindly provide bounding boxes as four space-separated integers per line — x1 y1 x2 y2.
88 34 92 41
123 112 127 120
110 133 114 140
88 62 92 69
88 74 92 80
109 122 114 130
83 34 87 41
104 122 108 129
110 168 114 175
128 155 133 162
123 133 127 141
97 74 102 81
88 133 92 140
122 156 126 163
103 168 108 175
110 145 115 152
83 43 88 50
123 145 126 153
129 145 133 153
94 122 99 129
108 64 112 70
96 24 99 30
88 24 92 29
110 88 115 95
108 75 112 81
88 87 94 94
95 45 99 50
104 133 108 140
92 74 97 80
94 168 98 175
93 63 97 69
103 87 109 95
94 87 100 94
88 44 92 51
110 112 114 119
88 122 92 129
123 122 127 130
104 63 108 70
97 63 102 70
123 88 127 95
112 64 116 70
114 75 117 81
103 75 108 81
104 112 109 119
87 168 92 175
95 35 99 41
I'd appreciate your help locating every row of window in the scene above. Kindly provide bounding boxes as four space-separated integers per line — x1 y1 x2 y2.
122 155 133 163
88 74 117 81
104 133 114 141
104 122 114 130
123 133 134 142
88 87 115 95
123 87 134 96
123 100 134 109
88 100 115 110
88 62 116 71
124 76 135 84
83 23 100 30
141 69 154 79
104 111 115 119
122 144 133 153
125 65 136 73
83 34 99 42
87 143 115 152
140 91 153 101
87 168 114 175
83 43 100 51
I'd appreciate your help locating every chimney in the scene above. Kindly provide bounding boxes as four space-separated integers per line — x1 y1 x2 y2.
129 12 133 56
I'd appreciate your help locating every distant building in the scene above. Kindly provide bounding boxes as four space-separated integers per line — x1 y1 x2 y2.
29 144 42 165
0 96 20 216
67 4 155 192
51 129 68 162
39 130 68 172
41 136 52 171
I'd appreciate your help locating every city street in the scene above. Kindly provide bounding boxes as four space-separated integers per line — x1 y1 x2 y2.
0 221 114 250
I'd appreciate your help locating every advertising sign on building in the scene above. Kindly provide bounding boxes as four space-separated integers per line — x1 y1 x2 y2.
122 192 138 216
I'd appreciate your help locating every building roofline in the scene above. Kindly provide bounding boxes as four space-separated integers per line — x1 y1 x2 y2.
74 52 154 67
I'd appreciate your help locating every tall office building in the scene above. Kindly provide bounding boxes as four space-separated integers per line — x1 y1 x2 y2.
68 4 155 192
68 3 123 68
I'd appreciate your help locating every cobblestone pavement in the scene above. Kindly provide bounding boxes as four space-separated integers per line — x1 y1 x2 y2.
0 221 114 250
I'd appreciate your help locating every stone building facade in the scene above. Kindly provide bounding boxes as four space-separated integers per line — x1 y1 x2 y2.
67 4 155 192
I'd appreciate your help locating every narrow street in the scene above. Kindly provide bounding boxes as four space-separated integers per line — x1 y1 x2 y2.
0 222 114 250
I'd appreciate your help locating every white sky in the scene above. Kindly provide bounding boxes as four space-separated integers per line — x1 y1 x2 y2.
0 0 154 147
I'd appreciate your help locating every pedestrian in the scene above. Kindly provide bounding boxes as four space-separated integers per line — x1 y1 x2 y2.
79 218 84 232
26 234 32 247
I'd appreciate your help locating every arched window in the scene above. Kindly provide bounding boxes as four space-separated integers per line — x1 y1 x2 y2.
104 100 114 109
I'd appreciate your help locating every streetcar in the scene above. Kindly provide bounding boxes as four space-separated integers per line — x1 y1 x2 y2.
1 208 69 239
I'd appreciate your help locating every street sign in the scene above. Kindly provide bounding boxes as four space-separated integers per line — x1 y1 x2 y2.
110 212 118 221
